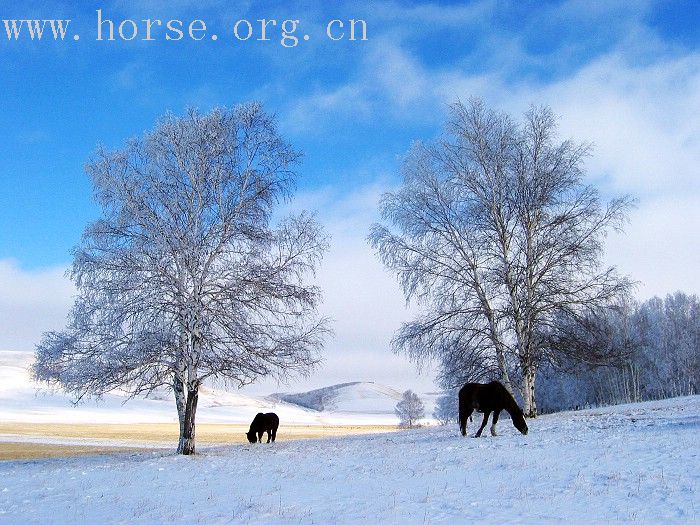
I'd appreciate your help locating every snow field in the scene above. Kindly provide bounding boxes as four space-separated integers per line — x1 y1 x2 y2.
1 395 697 524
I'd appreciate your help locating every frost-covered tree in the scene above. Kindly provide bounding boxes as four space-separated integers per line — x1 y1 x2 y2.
433 392 458 425
395 390 425 427
537 292 700 411
371 99 632 417
32 103 330 454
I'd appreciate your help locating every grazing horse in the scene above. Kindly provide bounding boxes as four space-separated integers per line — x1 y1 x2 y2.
458 381 528 437
246 412 279 443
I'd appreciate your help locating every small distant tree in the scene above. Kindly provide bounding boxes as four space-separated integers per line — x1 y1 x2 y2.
395 389 425 427
433 392 458 425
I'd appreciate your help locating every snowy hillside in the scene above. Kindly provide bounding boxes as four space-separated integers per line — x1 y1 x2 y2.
272 381 401 412
273 381 435 413
1 395 698 523
0 352 437 425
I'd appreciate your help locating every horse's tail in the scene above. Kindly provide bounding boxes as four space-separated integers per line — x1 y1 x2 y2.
458 388 468 436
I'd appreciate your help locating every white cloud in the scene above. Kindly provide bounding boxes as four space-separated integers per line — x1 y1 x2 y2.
517 52 700 196
284 37 496 131
499 48 700 298
605 195 700 299
272 19 700 391
0 260 74 352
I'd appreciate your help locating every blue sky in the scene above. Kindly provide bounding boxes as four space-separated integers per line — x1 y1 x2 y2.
1 0 699 392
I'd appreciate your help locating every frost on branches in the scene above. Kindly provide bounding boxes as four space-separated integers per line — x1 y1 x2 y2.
433 392 458 425
371 99 632 417
33 103 330 454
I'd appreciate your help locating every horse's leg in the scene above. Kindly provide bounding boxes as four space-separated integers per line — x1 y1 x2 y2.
266 430 271 443
460 407 473 436
474 411 491 437
491 410 501 436
257 431 263 443
271 428 277 443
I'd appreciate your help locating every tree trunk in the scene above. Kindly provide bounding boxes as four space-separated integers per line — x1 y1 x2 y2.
173 375 186 440
522 366 537 418
177 387 199 455
495 344 514 395
480 291 514 395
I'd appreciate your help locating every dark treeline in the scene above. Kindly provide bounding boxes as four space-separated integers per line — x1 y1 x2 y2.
537 292 700 413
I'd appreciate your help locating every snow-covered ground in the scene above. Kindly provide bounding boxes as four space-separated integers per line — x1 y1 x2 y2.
1 395 698 524
0 352 438 426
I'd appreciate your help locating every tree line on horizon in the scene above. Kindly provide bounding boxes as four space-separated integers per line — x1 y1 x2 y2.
432 291 699 423
536 291 699 413
31 99 697 454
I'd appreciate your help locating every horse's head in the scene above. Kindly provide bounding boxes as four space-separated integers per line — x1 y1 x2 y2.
513 409 528 435
245 431 257 443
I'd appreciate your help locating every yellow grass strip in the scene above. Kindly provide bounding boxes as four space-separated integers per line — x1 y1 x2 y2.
0 422 398 446
0 442 157 461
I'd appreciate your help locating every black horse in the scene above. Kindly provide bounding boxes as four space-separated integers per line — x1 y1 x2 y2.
458 381 528 437
246 412 279 443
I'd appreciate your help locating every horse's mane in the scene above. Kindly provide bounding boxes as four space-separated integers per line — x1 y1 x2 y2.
490 381 522 415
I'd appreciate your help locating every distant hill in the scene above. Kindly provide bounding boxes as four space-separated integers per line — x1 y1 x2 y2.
272 382 441 418
271 382 404 413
